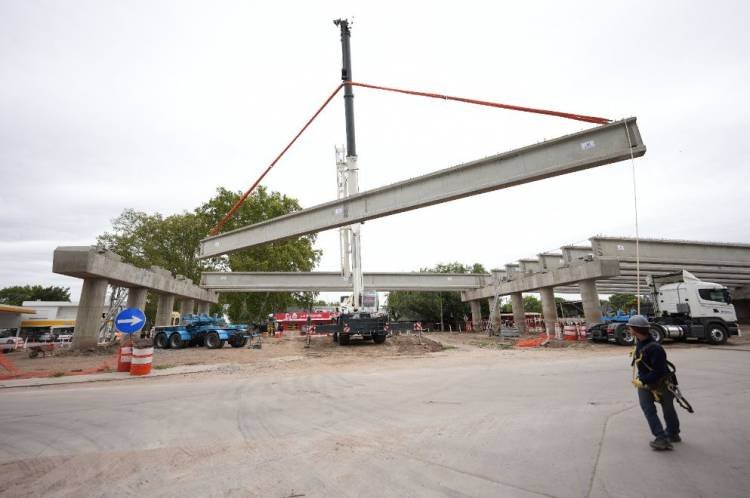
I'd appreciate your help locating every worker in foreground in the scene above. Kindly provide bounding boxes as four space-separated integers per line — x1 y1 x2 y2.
629 315 681 451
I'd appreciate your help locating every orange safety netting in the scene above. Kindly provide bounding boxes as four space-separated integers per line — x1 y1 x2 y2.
0 349 118 381
516 334 550 348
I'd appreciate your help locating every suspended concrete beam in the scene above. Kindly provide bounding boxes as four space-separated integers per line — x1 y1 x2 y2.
461 259 620 301
53 246 218 303
590 236 750 267
200 118 646 258
201 272 489 292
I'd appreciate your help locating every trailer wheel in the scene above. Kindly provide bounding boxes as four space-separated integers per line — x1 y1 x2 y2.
154 333 168 349
707 324 728 345
373 335 386 344
205 332 222 349
649 324 664 344
338 334 350 346
614 324 634 346
168 334 183 349
230 336 247 348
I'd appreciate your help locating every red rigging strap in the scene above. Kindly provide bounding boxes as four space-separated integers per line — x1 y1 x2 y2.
208 81 612 236
349 81 612 125
209 83 345 236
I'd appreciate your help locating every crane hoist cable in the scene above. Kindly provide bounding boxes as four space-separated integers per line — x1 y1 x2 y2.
209 82 613 236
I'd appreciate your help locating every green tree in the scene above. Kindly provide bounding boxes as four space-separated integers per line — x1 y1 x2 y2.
608 293 637 313
97 186 321 324
522 295 542 313
386 262 488 329
0 285 71 306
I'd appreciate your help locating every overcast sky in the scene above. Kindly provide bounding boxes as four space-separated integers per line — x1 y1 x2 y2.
1 0 749 303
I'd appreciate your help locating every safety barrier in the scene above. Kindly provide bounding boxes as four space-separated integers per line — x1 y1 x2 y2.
130 346 153 376
116 345 132 372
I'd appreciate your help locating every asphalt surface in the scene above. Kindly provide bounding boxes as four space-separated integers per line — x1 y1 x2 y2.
1 346 748 497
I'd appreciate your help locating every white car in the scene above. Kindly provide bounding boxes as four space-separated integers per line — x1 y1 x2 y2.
0 335 23 353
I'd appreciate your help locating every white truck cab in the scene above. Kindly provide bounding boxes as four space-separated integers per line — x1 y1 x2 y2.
647 270 739 344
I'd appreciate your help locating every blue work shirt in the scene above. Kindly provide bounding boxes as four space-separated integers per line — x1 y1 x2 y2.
634 336 670 388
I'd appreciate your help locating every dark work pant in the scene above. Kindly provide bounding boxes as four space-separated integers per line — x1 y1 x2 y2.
637 387 680 438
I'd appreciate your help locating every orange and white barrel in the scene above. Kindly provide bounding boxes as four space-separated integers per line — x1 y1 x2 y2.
577 324 587 340
563 325 578 341
130 346 153 376
117 346 133 372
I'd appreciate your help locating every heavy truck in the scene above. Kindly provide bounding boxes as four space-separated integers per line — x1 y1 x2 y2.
153 314 248 349
332 311 389 345
588 271 740 346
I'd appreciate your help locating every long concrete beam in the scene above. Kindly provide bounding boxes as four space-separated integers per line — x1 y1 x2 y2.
201 272 489 292
200 118 645 258
590 236 750 267
461 259 621 301
53 246 219 303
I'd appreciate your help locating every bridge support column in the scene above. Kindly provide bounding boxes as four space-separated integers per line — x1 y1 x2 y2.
126 287 148 311
72 278 108 350
156 294 175 326
180 298 195 317
579 279 603 325
469 301 481 331
197 302 211 315
511 292 526 334
540 287 558 338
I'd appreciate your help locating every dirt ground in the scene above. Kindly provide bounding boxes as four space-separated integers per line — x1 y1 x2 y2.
3 326 747 381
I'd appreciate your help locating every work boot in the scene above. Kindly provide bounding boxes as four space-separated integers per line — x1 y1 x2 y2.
649 437 673 451
667 434 682 443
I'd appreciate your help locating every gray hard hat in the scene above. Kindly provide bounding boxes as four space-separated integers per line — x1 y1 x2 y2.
627 315 650 329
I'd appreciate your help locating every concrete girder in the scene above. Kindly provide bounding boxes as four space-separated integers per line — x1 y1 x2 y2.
518 259 542 274
461 259 620 301
617 262 750 276
538 253 564 271
201 272 488 292
505 264 520 280
590 236 750 267
561 246 592 264
199 118 646 258
734 287 750 300
53 247 218 303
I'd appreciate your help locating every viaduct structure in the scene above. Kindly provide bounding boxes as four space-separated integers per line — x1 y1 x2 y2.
53 246 218 349
461 236 750 334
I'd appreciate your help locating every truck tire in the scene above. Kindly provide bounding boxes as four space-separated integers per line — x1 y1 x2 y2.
614 324 634 346
230 336 247 348
338 334 350 346
168 334 183 349
707 324 728 345
587 324 603 342
205 332 222 349
154 333 168 349
649 324 664 344
373 334 386 344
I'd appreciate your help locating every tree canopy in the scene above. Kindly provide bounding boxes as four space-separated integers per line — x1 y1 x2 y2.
607 293 638 313
0 285 71 306
97 186 321 323
386 262 488 328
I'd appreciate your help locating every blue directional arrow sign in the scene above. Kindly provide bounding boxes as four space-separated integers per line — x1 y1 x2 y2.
115 307 146 334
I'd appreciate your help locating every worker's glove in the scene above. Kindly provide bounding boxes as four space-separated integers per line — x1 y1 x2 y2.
632 379 645 389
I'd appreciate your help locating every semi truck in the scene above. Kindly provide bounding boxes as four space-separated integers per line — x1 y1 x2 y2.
153 314 248 349
588 271 740 346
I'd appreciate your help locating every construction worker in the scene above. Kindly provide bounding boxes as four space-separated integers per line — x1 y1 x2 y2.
629 315 681 451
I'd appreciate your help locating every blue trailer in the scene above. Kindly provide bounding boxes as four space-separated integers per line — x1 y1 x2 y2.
152 314 248 349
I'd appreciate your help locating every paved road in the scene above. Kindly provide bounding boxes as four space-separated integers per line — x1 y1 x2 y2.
1 346 748 497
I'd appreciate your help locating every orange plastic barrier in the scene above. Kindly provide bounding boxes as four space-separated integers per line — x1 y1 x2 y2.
130 346 153 376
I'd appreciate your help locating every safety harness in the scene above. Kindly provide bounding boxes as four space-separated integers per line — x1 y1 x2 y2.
631 342 694 413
